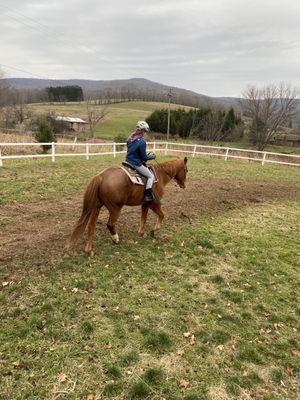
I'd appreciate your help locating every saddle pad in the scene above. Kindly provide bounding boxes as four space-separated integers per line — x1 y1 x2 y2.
121 164 158 186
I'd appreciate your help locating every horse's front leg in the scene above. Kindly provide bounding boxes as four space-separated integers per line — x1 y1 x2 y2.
138 204 149 236
149 204 164 237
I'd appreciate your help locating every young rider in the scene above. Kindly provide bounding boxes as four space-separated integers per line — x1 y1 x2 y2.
126 121 156 203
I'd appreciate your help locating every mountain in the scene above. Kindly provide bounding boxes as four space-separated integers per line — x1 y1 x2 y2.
6 77 223 105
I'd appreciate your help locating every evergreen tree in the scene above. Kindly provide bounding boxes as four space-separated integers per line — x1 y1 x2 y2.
34 121 56 153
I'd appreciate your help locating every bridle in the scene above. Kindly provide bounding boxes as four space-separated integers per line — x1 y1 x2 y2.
153 158 187 187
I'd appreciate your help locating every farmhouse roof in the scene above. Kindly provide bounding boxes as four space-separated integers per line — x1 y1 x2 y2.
56 116 87 123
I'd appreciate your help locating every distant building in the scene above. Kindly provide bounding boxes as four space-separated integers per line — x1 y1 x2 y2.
272 134 300 147
55 116 87 132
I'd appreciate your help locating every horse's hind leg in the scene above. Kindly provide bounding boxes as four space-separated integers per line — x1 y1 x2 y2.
107 206 122 243
138 204 149 236
85 207 101 256
150 204 164 237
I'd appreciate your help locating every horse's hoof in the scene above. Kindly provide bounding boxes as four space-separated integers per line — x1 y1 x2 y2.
150 230 155 238
111 233 120 244
138 230 145 236
90 250 95 257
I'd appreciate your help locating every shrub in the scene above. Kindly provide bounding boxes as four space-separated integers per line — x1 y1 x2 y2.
34 121 56 153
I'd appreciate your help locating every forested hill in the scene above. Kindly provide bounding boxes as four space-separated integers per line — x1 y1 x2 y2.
7 77 233 107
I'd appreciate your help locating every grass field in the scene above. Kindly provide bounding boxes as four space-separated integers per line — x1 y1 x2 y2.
1 155 300 400
28 101 187 139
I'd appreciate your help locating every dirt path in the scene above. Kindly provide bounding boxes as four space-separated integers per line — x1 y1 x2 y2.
1 177 300 268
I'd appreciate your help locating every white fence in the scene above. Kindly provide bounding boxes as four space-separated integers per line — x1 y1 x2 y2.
0 141 300 168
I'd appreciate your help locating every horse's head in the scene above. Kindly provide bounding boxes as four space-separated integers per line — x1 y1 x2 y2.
174 157 188 188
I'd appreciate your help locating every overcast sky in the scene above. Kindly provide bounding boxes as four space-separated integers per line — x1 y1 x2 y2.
0 0 299 97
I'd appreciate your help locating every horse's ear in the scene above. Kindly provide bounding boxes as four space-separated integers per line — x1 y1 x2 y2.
184 157 188 164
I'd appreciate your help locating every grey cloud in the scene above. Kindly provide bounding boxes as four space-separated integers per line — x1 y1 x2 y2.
0 0 299 96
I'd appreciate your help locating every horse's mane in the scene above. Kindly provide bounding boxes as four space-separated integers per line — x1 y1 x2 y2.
152 158 182 175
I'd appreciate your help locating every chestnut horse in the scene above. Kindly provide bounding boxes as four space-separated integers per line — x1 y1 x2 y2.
68 157 188 255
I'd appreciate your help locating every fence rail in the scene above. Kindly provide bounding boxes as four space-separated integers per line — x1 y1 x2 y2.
0 141 299 168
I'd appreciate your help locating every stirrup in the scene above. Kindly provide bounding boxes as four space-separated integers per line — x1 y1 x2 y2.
144 189 155 203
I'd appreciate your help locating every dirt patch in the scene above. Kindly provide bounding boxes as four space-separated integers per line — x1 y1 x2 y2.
1 176 300 274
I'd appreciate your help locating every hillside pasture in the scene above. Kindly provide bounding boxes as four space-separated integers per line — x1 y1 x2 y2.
0 156 300 399
27 101 189 139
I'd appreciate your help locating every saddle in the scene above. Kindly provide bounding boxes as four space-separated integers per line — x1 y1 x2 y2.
121 162 158 186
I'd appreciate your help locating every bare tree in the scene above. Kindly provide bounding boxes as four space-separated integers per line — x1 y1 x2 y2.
189 99 226 141
241 83 299 150
86 100 108 137
0 106 17 129
0 69 14 108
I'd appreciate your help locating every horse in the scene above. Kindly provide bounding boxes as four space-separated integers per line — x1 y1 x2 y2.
67 157 188 255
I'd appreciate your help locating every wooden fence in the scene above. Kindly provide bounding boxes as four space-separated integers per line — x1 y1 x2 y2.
0 141 300 168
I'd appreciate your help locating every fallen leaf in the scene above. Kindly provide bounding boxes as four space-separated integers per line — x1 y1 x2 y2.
133 315 140 320
105 342 112 349
178 379 189 389
291 349 300 357
2 282 9 287
183 332 191 338
58 372 67 383
177 349 185 356
216 345 224 351
71 287 78 293
12 360 20 368
286 367 293 376
86 394 94 400
189 334 196 345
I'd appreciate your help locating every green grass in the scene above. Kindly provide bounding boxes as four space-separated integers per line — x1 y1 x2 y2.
1 154 300 206
1 157 300 399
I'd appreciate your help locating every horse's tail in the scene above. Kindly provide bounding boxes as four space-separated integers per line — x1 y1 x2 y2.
67 174 102 249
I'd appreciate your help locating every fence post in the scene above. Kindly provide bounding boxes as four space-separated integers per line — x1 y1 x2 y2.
262 152 267 165
164 142 168 155
72 136 77 151
225 148 229 161
192 144 197 158
51 142 55 162
0 147 3 167
113 143 116 158
153 142 156 153
86 143 90 160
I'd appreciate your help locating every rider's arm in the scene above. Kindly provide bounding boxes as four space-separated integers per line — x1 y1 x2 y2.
139 139 155 161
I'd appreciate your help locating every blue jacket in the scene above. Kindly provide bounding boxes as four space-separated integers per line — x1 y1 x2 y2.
126 137 155 167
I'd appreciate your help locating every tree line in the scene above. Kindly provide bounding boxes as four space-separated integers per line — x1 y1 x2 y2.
46 85 83 102
146 107 244 141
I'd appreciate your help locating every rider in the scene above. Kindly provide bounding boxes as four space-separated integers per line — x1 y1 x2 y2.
126 121 156 203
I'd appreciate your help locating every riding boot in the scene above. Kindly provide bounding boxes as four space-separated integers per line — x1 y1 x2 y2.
144 188 155 203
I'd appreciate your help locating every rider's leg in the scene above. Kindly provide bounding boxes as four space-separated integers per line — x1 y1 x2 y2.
134 165 155 201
